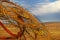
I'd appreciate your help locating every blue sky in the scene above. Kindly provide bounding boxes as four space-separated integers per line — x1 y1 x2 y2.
11 0 60 22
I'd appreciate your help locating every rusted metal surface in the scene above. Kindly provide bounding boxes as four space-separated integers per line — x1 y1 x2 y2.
0 0 10 2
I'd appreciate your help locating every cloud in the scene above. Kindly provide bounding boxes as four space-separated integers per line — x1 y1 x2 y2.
57 0 60 1
10 0 60 16
30 0 60 15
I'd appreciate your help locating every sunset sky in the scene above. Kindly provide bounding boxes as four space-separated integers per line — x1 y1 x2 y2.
11 0 60 22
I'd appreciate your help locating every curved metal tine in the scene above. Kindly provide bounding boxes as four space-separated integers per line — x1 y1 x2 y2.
3 5 21 27
4 14 19 27
23 27 36 40
2 5 19 27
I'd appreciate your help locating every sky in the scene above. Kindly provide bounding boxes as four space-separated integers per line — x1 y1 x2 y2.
10 0 60 22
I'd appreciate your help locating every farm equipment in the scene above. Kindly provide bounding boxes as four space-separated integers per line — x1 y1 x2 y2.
0 0 51 40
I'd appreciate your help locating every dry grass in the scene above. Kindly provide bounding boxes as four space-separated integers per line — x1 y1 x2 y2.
44 22 60 40
0 22 60 40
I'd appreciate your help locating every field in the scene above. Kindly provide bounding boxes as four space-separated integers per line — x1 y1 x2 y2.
44 22 60 40
0 22 60 40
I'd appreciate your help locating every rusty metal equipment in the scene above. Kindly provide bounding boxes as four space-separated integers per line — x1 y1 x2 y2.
0 0 51 40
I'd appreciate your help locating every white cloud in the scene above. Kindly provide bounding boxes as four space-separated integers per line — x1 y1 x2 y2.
10 0 14 2
10 0 60 16
30 0 60 15
57 0 60 1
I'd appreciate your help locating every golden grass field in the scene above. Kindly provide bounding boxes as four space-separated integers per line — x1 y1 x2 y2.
44 22 60 40
0 22 60 40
